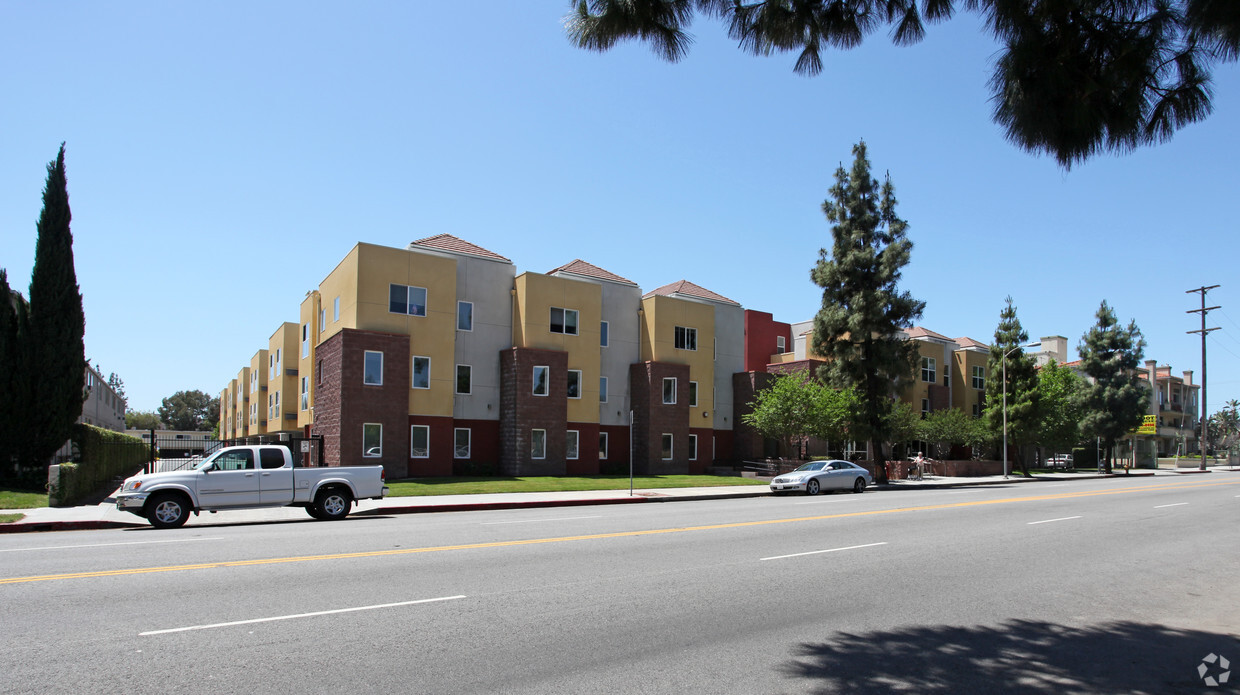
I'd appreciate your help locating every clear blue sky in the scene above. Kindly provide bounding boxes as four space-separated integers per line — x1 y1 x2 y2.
2 2 1238 416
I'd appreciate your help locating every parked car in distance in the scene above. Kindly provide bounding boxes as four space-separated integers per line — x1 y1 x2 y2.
1047 453 1074 469
115 444 388 528
770 459 873 496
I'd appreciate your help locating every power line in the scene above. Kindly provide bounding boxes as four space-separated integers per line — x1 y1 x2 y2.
1187 285 1220 471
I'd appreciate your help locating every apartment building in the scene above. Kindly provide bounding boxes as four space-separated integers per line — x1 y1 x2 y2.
80 364 125 432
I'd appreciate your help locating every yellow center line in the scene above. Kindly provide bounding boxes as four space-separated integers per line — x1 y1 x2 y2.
3 478 1236 585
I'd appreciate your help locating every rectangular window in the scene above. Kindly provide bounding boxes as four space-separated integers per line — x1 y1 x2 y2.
532 366 549 396
550 307 579 335
689 434 698 461
567 370 582 399
363 423 382 457
662 377 676 405
661 433 673 460
412 356 430 389
301 323 309 358
689 381 698 408
457 301 473 331
972 404 980 418
364 351 383 386
410 425 429 458
300 377 309 410
269 354 275 379
599 376 608 403
567 430 579 460
531 429 546 459
333 296 340 322
971 365 985 390
600 321 609 347
319 308 326 333
456 365 472 395
777 335 786 353
599 432 608 459
674 326 697 351
316 359 323 386
389 284 427 317
921 357 936 383
921 398 930 417
454 428 470 459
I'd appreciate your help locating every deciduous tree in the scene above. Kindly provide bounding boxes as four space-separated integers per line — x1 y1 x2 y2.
158 390 219 431
1036 360 1087 459
810 142 924 483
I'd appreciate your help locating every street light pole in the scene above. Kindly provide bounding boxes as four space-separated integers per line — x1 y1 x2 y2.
1002 341 1041 479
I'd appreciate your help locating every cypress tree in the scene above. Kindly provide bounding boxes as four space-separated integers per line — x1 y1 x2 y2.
811 142 925 483
25 144 86 473
983 297 1040 476
1077 301 1147 473
0 271 20 472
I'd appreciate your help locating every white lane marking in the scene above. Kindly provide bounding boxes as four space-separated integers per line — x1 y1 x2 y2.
0 537 225 553
761 542 887 562
140 596 466 636
481 515 603 525
1154 503 1189 509
794 497 867 505
1041 484 1072 488
1027 516 1082 525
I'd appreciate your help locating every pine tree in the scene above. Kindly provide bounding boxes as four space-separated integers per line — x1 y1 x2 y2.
810 142 924 483
1077 301 1147 473
25 144 86 472
983 297 1040 476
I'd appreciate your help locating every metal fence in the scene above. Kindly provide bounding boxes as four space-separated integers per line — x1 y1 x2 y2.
135 431 324 473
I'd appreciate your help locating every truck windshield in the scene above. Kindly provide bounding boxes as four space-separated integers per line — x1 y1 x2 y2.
193 451 224 471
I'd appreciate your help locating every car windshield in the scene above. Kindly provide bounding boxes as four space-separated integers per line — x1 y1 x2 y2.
793 461 828 472
193 450 224 471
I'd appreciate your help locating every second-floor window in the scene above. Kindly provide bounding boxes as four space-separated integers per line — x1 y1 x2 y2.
389 284 427 317
663 377 676 404
533 366 549 396
457 301 473 331
922 357 936 383
675 326 697 351
550 307 578 335
567 370 582 399
971 365 985 390
456 365 471 395
412 356 430 389
776 335 786 353
364 351 383 386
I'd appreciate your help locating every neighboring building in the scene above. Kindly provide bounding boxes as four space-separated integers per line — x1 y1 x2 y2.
81 364 125 432
951 336 990 418
266 322 300 436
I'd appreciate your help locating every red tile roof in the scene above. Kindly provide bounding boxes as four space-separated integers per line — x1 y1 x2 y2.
905 326 952 342
642 280 739 306
408 234 511 263
954 336 990 350
547 259 637 286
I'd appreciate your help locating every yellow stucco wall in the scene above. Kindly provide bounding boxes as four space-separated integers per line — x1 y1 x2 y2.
267 322 300 434
952 349 988 413
234 367 250 437
513 272 602 423
297 294 318 428
640 295 715 423
249 350 268 432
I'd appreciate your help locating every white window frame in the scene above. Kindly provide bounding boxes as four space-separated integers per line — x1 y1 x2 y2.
532 365 549 397
689 434 698 461
777 335 786 353
599 376 608 403
454 428 470 459
661 433 673 460
675 326 697 351
319 308 326 333
300 376 309 411
549 307 579 335
599 431 609 459
972 365 985 390
689 381 698 408
455 364 472 395
389 283 427 317
567 370 582 399
921 398 930 416
363 350 384 386
410 425 429 459
600 321 609 347
333 296 340 322
363 423 382 458
531 429 547 459
567 430 579 460
301 323 309 358
269 354 275 380
412 356 431 390
662 377 677 405
921 357 936 383
457 301 473 332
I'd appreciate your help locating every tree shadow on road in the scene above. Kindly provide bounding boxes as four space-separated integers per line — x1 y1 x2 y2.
779 620 1238 694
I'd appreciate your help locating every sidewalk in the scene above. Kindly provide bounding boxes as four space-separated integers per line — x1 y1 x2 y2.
2 466 1233 534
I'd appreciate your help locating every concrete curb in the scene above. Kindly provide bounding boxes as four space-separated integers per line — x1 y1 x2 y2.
0 519 147 534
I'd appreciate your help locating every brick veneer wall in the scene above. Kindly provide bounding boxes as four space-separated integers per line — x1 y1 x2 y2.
500 347 568 475
630 362 690 474
732 371 775 462
315 329 410 478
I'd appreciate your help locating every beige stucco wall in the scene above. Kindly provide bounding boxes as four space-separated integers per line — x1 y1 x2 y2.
640 295 715 423
514 272 602 424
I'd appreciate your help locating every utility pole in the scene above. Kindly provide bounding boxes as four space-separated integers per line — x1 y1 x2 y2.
1186 285 1220 471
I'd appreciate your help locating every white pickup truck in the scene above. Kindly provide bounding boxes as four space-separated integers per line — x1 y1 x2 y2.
116 444 388 528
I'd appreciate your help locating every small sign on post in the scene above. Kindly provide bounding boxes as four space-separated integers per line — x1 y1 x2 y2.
300 441 310 453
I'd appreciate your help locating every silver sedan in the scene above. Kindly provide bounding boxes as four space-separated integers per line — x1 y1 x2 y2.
770 459 873 495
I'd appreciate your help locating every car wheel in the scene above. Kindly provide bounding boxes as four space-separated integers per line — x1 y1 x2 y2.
147 492 190 529
806 479 820 496
315 488 352 520
305 505 324 520
853 477 866 494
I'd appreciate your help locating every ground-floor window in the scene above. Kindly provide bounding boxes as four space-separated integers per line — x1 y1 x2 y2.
363 423 382 457
567 430 579 460
531 429 546 459
411 425 429 458
688 434 698 461
661 433 673 460
454 428 470 459
599 432 608 459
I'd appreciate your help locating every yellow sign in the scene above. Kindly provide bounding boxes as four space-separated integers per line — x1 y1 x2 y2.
1135 414 1156 435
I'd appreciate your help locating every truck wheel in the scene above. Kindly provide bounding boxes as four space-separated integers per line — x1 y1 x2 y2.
315 488 352 521
147 492 190 529
305 505 324 520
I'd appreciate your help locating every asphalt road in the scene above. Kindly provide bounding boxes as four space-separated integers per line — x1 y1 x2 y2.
2 475 1238 694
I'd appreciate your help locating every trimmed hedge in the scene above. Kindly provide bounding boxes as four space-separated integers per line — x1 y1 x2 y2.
48 424 150 506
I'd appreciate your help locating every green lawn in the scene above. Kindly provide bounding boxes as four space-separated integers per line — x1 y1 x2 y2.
0 489 48 509
0 513 25 523
386 475 767 497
